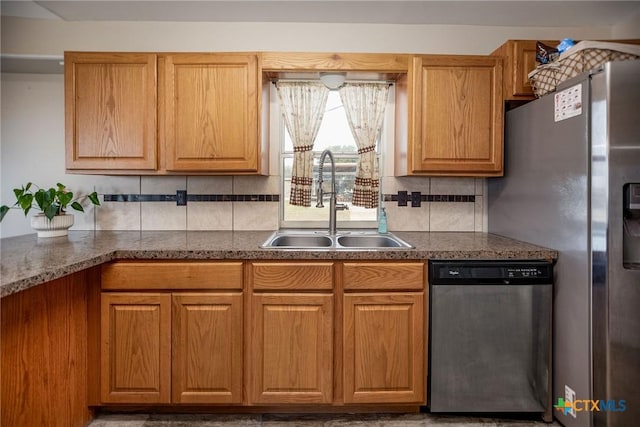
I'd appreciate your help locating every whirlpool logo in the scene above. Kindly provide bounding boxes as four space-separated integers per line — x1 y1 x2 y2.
554 398 627 414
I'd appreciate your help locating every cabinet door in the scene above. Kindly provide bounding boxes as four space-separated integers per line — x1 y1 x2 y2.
172 293 243 404
65 52 157 171
101 293 171 403
250 293 333 404
407 55 503 176
161 53 260 172
343 292 425 404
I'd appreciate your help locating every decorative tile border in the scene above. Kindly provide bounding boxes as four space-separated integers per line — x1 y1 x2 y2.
104 194 280 203
383 193 475 203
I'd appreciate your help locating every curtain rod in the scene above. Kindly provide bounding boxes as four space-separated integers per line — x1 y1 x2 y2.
271 79 394 86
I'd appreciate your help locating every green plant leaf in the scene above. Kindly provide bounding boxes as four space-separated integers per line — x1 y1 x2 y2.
25 182 32 191
70 201 84 212
13 188 24 199
88 192 101 206
58 191 73 208
0 205 9 222
34 189 45 210
19 193 33 215
44 205 58 220
57 183 66 191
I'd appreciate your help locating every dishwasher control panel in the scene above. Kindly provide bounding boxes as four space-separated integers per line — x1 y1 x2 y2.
429 260 554 285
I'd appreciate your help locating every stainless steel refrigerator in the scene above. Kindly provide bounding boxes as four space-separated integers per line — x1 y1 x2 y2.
488 60 640 427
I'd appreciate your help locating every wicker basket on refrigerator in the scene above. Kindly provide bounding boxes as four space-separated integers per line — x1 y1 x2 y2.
528 41 640 97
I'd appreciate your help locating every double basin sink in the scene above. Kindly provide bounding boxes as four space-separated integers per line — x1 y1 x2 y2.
261 230 414 250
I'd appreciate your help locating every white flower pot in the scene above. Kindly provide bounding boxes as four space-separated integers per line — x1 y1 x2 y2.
30 213 74 238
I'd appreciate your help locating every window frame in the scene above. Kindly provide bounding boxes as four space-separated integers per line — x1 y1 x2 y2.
274 83 393 230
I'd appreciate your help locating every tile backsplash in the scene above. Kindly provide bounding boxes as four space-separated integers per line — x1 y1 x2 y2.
90 175 485 232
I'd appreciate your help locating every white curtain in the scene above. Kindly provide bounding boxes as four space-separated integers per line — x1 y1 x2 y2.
339 83 389 209
276 82 329 207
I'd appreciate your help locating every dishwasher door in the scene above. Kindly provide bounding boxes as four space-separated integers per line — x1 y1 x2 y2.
428 260 553 415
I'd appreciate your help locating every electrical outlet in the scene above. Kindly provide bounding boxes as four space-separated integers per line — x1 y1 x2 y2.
565 385 577 418
411 191 422 207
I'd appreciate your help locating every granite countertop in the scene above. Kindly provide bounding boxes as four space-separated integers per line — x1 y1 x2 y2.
0 230 557 298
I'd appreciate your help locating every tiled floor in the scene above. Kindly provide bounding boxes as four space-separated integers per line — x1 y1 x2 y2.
88 412 562 426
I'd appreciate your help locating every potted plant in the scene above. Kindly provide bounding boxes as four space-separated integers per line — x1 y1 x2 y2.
0 182 100 237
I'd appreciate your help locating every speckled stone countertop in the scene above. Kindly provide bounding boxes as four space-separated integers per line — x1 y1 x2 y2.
0 230 557 298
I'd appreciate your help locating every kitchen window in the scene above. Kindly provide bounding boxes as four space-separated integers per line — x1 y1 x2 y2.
277 88 391 229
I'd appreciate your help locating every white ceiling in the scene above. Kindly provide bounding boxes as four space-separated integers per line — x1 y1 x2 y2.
1 0 639 27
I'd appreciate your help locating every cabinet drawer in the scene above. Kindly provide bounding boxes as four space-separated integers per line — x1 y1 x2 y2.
250 262 334 290
343 262 425 290
102 261 243 290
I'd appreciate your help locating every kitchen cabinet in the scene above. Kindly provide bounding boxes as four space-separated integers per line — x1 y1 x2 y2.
160 53 261 172
65 52 265 174
342 262 426 404
65 52 158 171
490 39 558 101
491 39 640 102
100 292 172 403
250 292 333 404
1 269 97 427
395 55 503 177
99 261 244 404
247 262 334 404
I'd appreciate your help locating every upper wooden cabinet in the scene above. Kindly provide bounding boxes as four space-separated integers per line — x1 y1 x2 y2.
395 55 503 177
65 52 158 170
65 52 265 174
159 54 260 172
491 40 558 101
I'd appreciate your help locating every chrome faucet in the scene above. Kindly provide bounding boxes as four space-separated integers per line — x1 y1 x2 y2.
316 149 348 235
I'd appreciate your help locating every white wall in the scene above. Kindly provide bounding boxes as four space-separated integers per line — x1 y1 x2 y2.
1 16 634 237
612 8 640 39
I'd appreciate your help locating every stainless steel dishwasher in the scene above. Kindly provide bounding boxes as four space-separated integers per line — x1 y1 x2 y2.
428 260 553 420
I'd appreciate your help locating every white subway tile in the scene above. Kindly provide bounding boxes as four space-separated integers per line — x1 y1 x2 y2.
430 178 475 195
385 204 429 231
141 176 186 194
141 202 186 230
187 176 232 194
475 196 484 232
96 201 141 231
233 175 280 194
430 202 475 231
187 202 233 230
233 202 279 230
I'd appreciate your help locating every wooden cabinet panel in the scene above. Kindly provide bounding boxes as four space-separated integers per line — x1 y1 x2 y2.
396 55 503 176
65 52 157 170
101 293 171 403
172 293 243 403
161 53 260 172
343 292 425 404
102 261 243 290
1 271 93 427
250 262 334 291
250 293 333 404
491 40 558 100
343 262 424 290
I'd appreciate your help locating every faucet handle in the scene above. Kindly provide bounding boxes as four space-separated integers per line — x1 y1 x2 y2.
336 203 349 211
316 185 324 208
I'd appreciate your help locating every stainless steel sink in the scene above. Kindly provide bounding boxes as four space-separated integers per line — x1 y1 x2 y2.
336 235 407 248
261 230 414 250
267 234 333 248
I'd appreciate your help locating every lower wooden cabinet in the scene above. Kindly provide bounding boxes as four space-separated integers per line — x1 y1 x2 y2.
100 291 243 404
172 293 243 404
343 292 425 404
99 260 426 408
250 293 333 404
